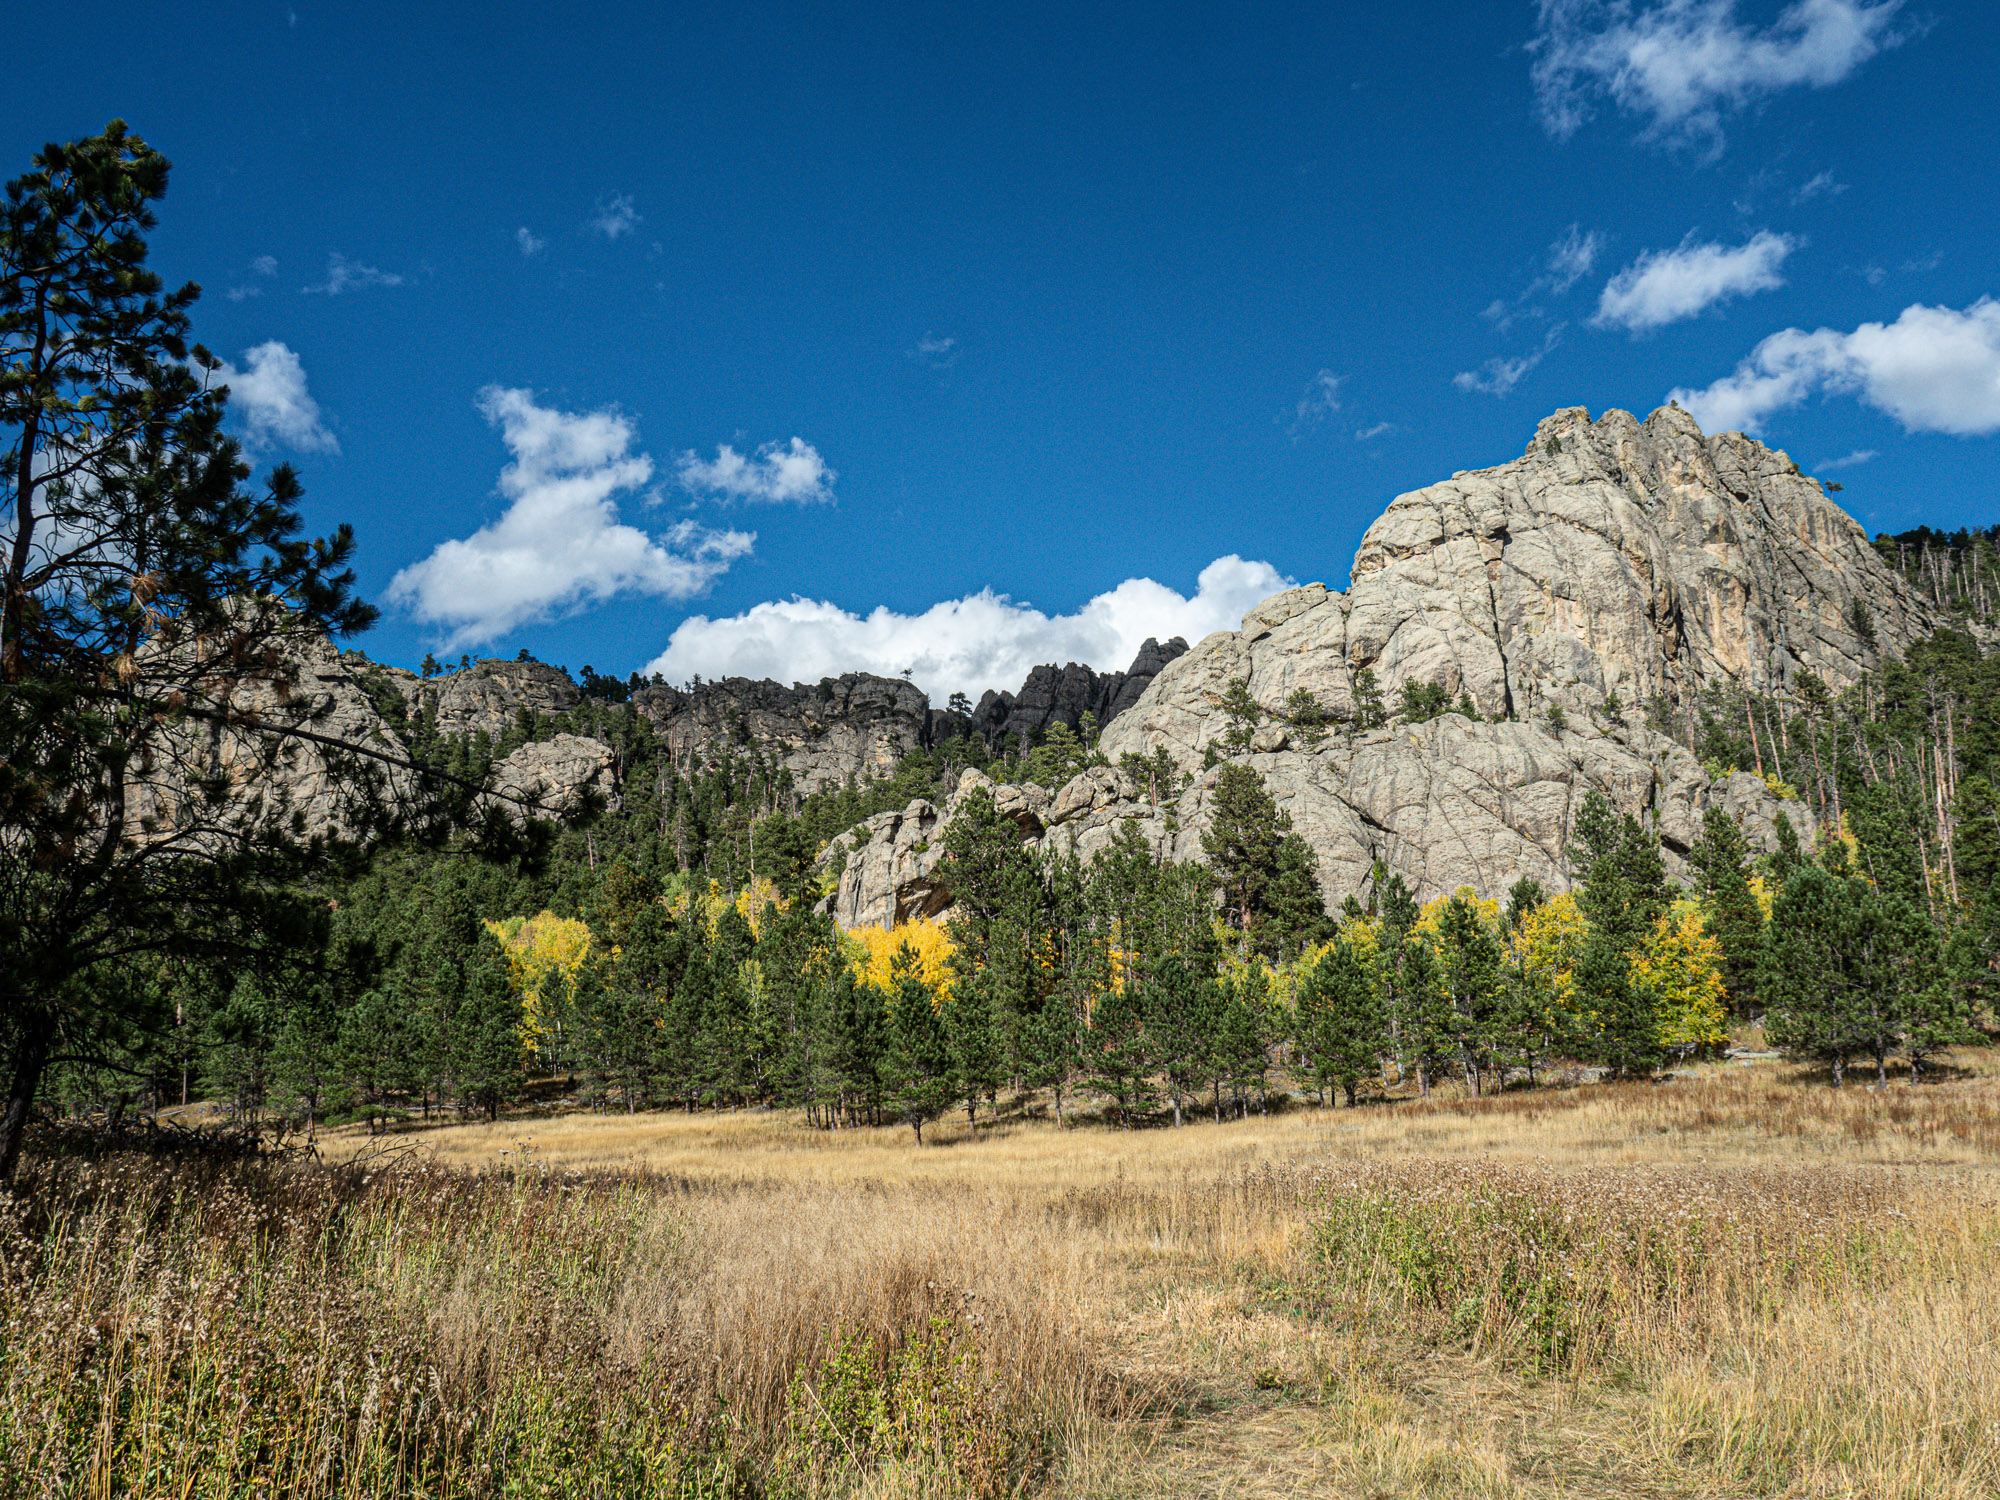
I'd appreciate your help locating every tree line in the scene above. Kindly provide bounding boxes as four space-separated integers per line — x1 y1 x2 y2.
5 123 1996 1180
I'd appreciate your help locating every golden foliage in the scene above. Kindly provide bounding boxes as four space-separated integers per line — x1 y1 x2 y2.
1509 890 1586 1018
1633 897 1732 1050
844 918 955 994
1412 887 1501 943
485 912 591 1056
666 875 786 938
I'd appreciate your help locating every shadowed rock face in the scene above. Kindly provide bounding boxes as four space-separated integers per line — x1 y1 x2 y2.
632 673 943 795
831 406 1903 925
969 637 1188 747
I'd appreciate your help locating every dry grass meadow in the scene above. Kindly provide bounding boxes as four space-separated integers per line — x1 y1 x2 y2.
9 1057 2000 1499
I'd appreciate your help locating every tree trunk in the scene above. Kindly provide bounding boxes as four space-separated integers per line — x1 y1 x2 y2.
1831 1054 1845 1089
0 1009 55 1187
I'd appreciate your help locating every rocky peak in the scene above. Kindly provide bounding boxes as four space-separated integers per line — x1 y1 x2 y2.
1107 406 1932 777
631 671 943 793
969 637 1188 746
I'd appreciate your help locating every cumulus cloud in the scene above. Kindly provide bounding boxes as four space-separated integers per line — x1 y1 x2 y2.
304 252 404 295
387 387 754 649
1671 297 2000 436
588 194 640 239
676 437 835 504
211 342 338 454
1531 0 1909 153
642 555 1292 705
1594 231 1797 332
516 226 545 256
910 332 958 368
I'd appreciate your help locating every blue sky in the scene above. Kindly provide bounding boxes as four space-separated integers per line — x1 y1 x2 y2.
13 0 1998 700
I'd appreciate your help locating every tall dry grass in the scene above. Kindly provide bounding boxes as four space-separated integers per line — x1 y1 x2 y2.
12 1061 2000 1498
0 1153 1129 1499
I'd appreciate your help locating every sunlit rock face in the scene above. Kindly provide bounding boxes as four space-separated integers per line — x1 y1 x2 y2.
836 407 1910 922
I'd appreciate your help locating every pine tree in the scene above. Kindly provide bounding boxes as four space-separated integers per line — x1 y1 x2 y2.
1218 677 1261 751
944 967 1003 1124
882 943 955 1143
1263 833 1333 960
1351 668 1387 730
1214 966 1275 1116
1763 867 1948 1088
1297 930 1382 1106
1435 892 1504 1093
1570 792 1669 1076
456 946 526 1121
1687 805 1765 1017
1396 937 1454 1096
0 122 378 1180
1143 954 1221 1126
1202 763 1321 945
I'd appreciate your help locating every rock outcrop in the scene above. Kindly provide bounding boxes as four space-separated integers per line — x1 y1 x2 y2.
832 406 1901 926
824 769 1055 929
1102 406 1933 771
632 673 954 795
970 638 1187 745
486 733 620 821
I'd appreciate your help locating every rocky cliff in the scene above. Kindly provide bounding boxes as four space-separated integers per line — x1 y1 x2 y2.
630 673 948 794
967 637 1188 746
831 406 1928 926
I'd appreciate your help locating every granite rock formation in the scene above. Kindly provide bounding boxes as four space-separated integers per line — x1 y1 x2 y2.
632 673 948 794
969 637 1188 746
486 733 621 822
830 406 1908 926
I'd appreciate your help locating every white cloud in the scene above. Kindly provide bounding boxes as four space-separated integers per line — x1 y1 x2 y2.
212 342 338 454
1794 169 1849 202
1485 225 1605 332
304 252 404 295
516 226 545 256
676 437 835 505
1355 421 1395 440
226 255 280 302
1531 0 1908 153
911 332 958 368
1455 325 1566 398
1671 297 2000 436
1454 352 1543 396
588 194 640 239
643 555 1292 705
1593 231 1797 333
1546 223 1607 293
1287 370 1342 434
1814 449 1877 470
387 387 755 650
